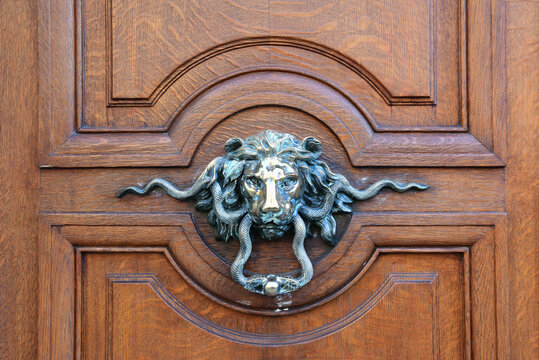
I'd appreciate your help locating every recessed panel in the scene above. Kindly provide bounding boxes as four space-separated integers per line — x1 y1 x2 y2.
81 252 464 358
269 0 437 99
110 0 268 99
40 0 503 167
80 0 462 129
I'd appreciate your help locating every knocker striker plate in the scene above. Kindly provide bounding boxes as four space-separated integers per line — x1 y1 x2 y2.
118 130 428 296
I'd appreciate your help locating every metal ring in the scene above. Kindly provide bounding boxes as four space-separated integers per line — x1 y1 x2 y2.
231 215 313 296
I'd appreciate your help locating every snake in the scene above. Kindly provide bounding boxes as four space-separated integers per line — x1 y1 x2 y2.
231 214 312 296
300 179 429 221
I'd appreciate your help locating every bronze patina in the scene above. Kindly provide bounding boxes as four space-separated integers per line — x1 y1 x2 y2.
118 130 428 296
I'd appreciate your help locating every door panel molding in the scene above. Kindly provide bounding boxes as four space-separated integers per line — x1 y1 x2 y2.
39 211 506 358
38 0 505 167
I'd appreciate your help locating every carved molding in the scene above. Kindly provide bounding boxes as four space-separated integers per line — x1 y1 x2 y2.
39 0 506 167
41 70 503 167
105 37 437 107
106 272 438 346
39 211 506 357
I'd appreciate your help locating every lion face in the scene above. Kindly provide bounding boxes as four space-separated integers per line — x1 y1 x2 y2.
194 130 351 244
241 157 304 239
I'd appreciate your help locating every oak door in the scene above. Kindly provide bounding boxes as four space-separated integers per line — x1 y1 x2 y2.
37 0 510 359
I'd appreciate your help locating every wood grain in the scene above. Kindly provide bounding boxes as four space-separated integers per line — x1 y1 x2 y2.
38 0 507 169
506 1 539 359
37 211 503 358
110 0 268 99
109 0 436 102
82 251 463 359
0 0 39 359
1 0 527 358
42 89 503 167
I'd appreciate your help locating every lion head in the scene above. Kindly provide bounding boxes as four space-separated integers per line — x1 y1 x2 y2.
194 130 352 244
118 130 428 295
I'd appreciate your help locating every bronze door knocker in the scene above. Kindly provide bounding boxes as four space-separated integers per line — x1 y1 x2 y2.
118 130 428 296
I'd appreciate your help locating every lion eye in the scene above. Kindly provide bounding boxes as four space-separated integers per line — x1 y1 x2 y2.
280 177 297 189
246 176 263 189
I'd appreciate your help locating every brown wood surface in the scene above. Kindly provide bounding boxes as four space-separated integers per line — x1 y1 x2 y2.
0 1 39 359
83 252 462 359
506 2 539 359
89 0 456 127
39 0 504 168
0 0 537 359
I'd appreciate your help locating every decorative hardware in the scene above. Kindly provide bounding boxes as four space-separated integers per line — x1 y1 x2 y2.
118 130 428 296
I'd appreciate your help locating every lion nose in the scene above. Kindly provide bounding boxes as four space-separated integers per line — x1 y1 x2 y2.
262 182 280 213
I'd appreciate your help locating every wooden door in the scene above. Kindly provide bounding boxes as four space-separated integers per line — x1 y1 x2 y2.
1 0 537 359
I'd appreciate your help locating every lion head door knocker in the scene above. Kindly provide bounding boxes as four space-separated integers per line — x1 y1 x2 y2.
118 130 428 296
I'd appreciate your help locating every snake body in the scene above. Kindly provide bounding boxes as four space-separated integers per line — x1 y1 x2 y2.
300 179 429 221
232 215 313 296
117 157 224 200
119 168 427 296
210 182 247 224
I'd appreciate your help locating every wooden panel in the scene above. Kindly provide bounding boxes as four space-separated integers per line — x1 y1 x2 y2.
109 0 438 102
506 2 539 359
0 1 40 359
52 218 497 316
38 0 505 167
38 212 505 358
86 253 450 359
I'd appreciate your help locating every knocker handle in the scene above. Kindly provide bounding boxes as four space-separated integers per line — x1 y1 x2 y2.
231 215 312 296
118 130 428 296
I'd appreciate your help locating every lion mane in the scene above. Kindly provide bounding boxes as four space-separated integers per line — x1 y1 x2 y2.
193 130 352 245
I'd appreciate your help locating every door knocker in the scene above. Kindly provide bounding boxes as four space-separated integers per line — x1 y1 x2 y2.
118 130 428 296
